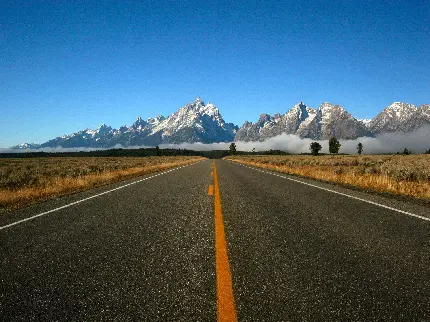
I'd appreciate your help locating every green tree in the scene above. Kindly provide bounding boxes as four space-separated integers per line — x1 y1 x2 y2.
310 142 322 156
229 143 237 155
357 142 363 155
329 136 341 154
155 145 161 156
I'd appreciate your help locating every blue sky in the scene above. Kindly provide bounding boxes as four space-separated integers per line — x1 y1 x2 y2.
1 0 429 147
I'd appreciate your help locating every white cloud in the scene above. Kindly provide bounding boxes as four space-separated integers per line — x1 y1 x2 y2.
1 126 429 154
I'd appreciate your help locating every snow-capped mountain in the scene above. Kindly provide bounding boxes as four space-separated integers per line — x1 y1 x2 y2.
10 99 430 149
369 102 430 135
235 102 371 141
17 98 238 149
10 143 41 149
147 97 237 144
297 102 372 140
234 113 281 142
358 119 372 127
235 102 319 141
39 124 117 148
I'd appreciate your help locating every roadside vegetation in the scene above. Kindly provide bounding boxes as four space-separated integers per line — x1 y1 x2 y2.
0 156 204 211
226 154 430 201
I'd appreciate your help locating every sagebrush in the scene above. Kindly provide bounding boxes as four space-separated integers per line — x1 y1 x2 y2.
0 156 204 210
226 155 430 201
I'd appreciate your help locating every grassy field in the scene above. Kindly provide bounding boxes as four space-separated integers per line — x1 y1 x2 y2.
226 154 430 202
0 156 204 211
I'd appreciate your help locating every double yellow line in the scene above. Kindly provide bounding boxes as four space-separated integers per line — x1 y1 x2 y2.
210 161 238 322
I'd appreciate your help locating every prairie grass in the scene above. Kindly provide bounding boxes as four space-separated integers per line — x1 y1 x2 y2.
0 156 204 211
226 155 430 201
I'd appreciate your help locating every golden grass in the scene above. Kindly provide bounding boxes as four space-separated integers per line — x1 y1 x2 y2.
0 156 205 211
226 155 430 201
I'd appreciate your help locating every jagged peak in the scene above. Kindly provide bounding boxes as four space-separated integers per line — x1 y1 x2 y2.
294 101 307 108
318 102 349 114
147 115 165 121
178 97 207 113
130 116 148 131
386 101 416 110
11 142 40 149
288 102 315 114
132 116 146 124
258 113 271 120
319 102 335 109
189 99 221 120
193 96 204 106
147 115 165 125
96 123 112 131
359 118 372 126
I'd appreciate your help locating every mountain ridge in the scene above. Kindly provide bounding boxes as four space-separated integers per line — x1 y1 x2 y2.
10 98 430 149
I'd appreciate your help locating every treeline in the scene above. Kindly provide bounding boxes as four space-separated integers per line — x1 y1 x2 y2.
2 145 428 159
0 148 207 158
0 147 292 159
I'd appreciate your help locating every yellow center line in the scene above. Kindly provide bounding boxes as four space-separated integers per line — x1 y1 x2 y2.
213 161 238 322
208 185 214 196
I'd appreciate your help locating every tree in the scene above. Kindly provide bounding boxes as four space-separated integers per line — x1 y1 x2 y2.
310 142 322 156
425 148 430 154
155 145 161 156
229 143 237 155
357 142 363 155
402 148 411 155
329 136 341 154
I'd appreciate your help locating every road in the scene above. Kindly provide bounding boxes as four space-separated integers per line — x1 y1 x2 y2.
1 159 430 321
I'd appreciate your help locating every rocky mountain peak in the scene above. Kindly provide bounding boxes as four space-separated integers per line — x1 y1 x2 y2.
258 113 272 122
9 99 430 149
287 102 315 119
369 102 426 134
293 102 307 110
420 104 430 117
96 124 112 135
385 102 417 117
147 115 165 125
131 116 148 130
10 143 41 149
318 102 334 110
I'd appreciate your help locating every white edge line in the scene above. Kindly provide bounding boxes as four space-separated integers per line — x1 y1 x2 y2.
230 161 430 222
0 161 201 231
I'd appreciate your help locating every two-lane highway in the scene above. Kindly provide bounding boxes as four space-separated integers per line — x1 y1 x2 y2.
217 160 430 321
1 159 430 321
1 161 216 321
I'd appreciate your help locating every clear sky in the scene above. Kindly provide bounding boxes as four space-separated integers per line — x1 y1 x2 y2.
1 0 429 147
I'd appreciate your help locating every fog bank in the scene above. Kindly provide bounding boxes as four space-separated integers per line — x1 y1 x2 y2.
1 126 429 154
161 126 430 154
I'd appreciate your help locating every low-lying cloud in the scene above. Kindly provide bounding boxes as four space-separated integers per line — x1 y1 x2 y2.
162 126 430 154
1 126 429 154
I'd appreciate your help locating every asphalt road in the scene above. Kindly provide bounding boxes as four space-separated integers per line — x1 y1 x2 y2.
1 159 430 321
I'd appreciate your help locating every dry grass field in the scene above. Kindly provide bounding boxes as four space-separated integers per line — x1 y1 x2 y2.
226 154 430 201
0 156 204 211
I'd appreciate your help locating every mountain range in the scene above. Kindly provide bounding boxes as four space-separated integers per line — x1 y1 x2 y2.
11 98 430 149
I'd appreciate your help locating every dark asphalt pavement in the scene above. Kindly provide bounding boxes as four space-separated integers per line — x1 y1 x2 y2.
1 159 430 321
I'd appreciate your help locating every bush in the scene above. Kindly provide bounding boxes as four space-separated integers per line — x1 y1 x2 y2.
310 142 322 156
